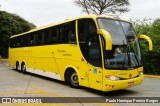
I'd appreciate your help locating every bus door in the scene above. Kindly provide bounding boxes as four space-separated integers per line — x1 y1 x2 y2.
78 19 103 90
88 35 103 90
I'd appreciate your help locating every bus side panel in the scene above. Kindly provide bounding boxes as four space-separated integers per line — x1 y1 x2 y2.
9 48 23 68
54 44 89 87
25 45 59 74
9 48 15 68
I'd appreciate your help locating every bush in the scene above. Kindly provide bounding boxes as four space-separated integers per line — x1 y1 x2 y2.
130 18 160 75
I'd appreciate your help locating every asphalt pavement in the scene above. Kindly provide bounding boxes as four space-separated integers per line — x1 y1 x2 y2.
0 59 160 106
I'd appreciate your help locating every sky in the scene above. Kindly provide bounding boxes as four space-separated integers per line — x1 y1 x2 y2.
0 0 160 27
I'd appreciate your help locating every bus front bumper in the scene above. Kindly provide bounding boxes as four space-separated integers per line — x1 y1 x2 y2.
102 75 144 92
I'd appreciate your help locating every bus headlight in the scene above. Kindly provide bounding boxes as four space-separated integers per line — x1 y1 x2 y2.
139 72 143 76
105 76 120 81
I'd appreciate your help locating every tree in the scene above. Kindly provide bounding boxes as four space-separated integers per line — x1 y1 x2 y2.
0 11 36 58
74 0 130 15
131 18 160 75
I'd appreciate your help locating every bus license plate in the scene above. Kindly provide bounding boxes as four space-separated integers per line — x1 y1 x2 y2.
128 82 134 87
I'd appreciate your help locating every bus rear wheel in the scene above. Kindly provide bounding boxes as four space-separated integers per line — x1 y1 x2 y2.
67 71 79 88
16 62 20 72
21 63 26 74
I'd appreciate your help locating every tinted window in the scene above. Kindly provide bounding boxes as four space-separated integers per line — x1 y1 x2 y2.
68 21 76 44
78 19 97 43
88 35 102 67
35 31 44 45
44 29 50 44
10 37 16 48
50 27 59 44
78 19 87 43
10 35 25 48
28 34 35 46
78 19 97 62
10 21 77 47
60 21 76 44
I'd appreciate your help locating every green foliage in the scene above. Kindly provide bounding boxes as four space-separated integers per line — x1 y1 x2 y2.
130 18 160 75
0 11 36 58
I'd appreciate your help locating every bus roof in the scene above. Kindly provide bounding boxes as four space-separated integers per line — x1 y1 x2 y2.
10 14 128 38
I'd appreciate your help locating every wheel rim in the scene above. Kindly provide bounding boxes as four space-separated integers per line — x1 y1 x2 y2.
70 73 78 84
22 64 26 72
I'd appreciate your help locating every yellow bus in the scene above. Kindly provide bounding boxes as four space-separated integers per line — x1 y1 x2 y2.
9 15 152 91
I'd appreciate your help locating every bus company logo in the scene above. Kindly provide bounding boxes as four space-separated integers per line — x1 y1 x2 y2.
2 98 11 103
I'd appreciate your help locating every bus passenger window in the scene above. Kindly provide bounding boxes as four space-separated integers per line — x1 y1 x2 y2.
60 24 69 43
88 35 102 67
60 24 68 43
23 35 26 46
16 37 21 47
50 28 58 44
88 20 97 34
68 32 76 44
68 21 76 44
60 21 76 44
78 20 86 43
35 32 43 45
78 19 89 61
44 30 50 44
20 36 25 47
45 27 59 44
29 34 35 46
78 19 97 62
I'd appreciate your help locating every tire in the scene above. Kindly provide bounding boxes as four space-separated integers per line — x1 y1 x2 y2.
21 63 26 74
67 71 79 88
16 62 20 71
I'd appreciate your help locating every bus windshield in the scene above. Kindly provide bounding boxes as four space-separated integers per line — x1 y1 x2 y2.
97 18 142 70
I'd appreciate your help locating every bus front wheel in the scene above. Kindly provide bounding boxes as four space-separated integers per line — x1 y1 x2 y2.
67 71 79 88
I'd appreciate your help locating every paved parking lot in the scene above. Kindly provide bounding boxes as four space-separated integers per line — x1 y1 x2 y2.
0 59 160 106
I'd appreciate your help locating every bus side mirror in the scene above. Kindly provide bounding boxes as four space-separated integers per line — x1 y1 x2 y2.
138 34 153 51
98 29 112 50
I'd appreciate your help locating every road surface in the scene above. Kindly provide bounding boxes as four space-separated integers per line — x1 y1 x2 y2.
0 60 160 106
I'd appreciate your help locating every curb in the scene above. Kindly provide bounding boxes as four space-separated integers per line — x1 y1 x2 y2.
144 74 160 79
